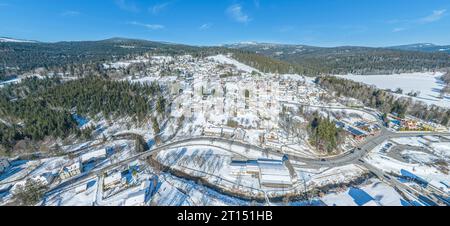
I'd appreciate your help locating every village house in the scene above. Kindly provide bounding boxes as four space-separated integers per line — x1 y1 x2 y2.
104 172 124 190
59 161 82 180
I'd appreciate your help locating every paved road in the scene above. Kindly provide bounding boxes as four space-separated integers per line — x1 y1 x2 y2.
278 102 450 167
29 104 450 201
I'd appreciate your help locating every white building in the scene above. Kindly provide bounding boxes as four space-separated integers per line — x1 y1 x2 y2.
258 159 293 189
59 161 82 180
81 149 107 163
0 158 10 173
124 190 147 206
204 127 222 137
104 172 123 190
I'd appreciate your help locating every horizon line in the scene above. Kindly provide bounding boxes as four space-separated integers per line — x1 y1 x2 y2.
1 35 449 49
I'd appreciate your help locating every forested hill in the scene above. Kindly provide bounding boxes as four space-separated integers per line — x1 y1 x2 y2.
224 43 450 75
388 43 450 54
2 37 450 79
0 38 302 80
0 38 201 79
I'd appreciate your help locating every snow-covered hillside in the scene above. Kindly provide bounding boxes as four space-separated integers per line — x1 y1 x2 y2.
334 72 450 108
0 37 36 43
206 54 260 73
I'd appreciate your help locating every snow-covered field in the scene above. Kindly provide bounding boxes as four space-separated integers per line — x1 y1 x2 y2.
391 137 428 147
0 37 36 43
321 178 411 206
301 164 368 188
207 54 259 73
429 143 450 159
334 72 449 108
400 150 439 164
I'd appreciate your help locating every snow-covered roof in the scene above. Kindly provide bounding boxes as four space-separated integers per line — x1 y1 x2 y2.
63 161 81 172
124 190 146 206
104 172 122 186
259 161 292 186
81 149 107 163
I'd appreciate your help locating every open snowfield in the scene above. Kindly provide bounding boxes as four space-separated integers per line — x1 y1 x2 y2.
207 55 259 73
0 37 36 43
391 137 428 147
321 179 410 206
334 72 450 108
305 164 367 188
400 150 439 164
429 143 450 159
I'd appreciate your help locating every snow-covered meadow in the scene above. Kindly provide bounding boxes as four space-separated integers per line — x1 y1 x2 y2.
334 72 449 108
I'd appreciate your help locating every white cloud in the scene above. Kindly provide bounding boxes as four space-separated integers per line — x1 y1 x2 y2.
393 27 406 32
115 0 139 13
418 9 446 24
61 11 81 17
226 4 251 23
129 21 165 30
150 2 170 15
199 23 213 30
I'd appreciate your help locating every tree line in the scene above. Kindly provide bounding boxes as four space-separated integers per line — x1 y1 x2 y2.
316 76 450 126
305 111 344 153
0 76 166 153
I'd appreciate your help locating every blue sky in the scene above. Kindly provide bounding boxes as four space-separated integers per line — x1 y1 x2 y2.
0 0 449 47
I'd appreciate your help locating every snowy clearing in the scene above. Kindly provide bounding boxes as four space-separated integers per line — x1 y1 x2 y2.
334 72 450 108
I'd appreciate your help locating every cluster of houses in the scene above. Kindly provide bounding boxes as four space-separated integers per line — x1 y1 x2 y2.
387 114 448 132
166 60 333 152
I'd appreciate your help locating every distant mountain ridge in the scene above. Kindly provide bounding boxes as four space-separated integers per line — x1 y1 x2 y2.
388 43 450 54
224 42 450 75
1 37 450 79
0 37 38 43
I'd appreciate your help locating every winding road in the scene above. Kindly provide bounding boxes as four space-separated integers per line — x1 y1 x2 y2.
17 103 450 205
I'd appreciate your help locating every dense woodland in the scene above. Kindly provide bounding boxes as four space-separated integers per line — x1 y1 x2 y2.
0 38 298 80
227 44 450 75
441 70 450 96
0 76 165 152
316 76 450 125
0 38 205 80
306 112 343 153
3 38 450 81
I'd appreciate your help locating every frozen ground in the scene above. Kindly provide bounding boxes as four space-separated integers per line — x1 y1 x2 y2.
429 143 450 159
365 139 450 191
207 55 260 73
321 178 412 206
334 72 449 108
300 164 368 189
391 137 428 147
400 150 439 164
